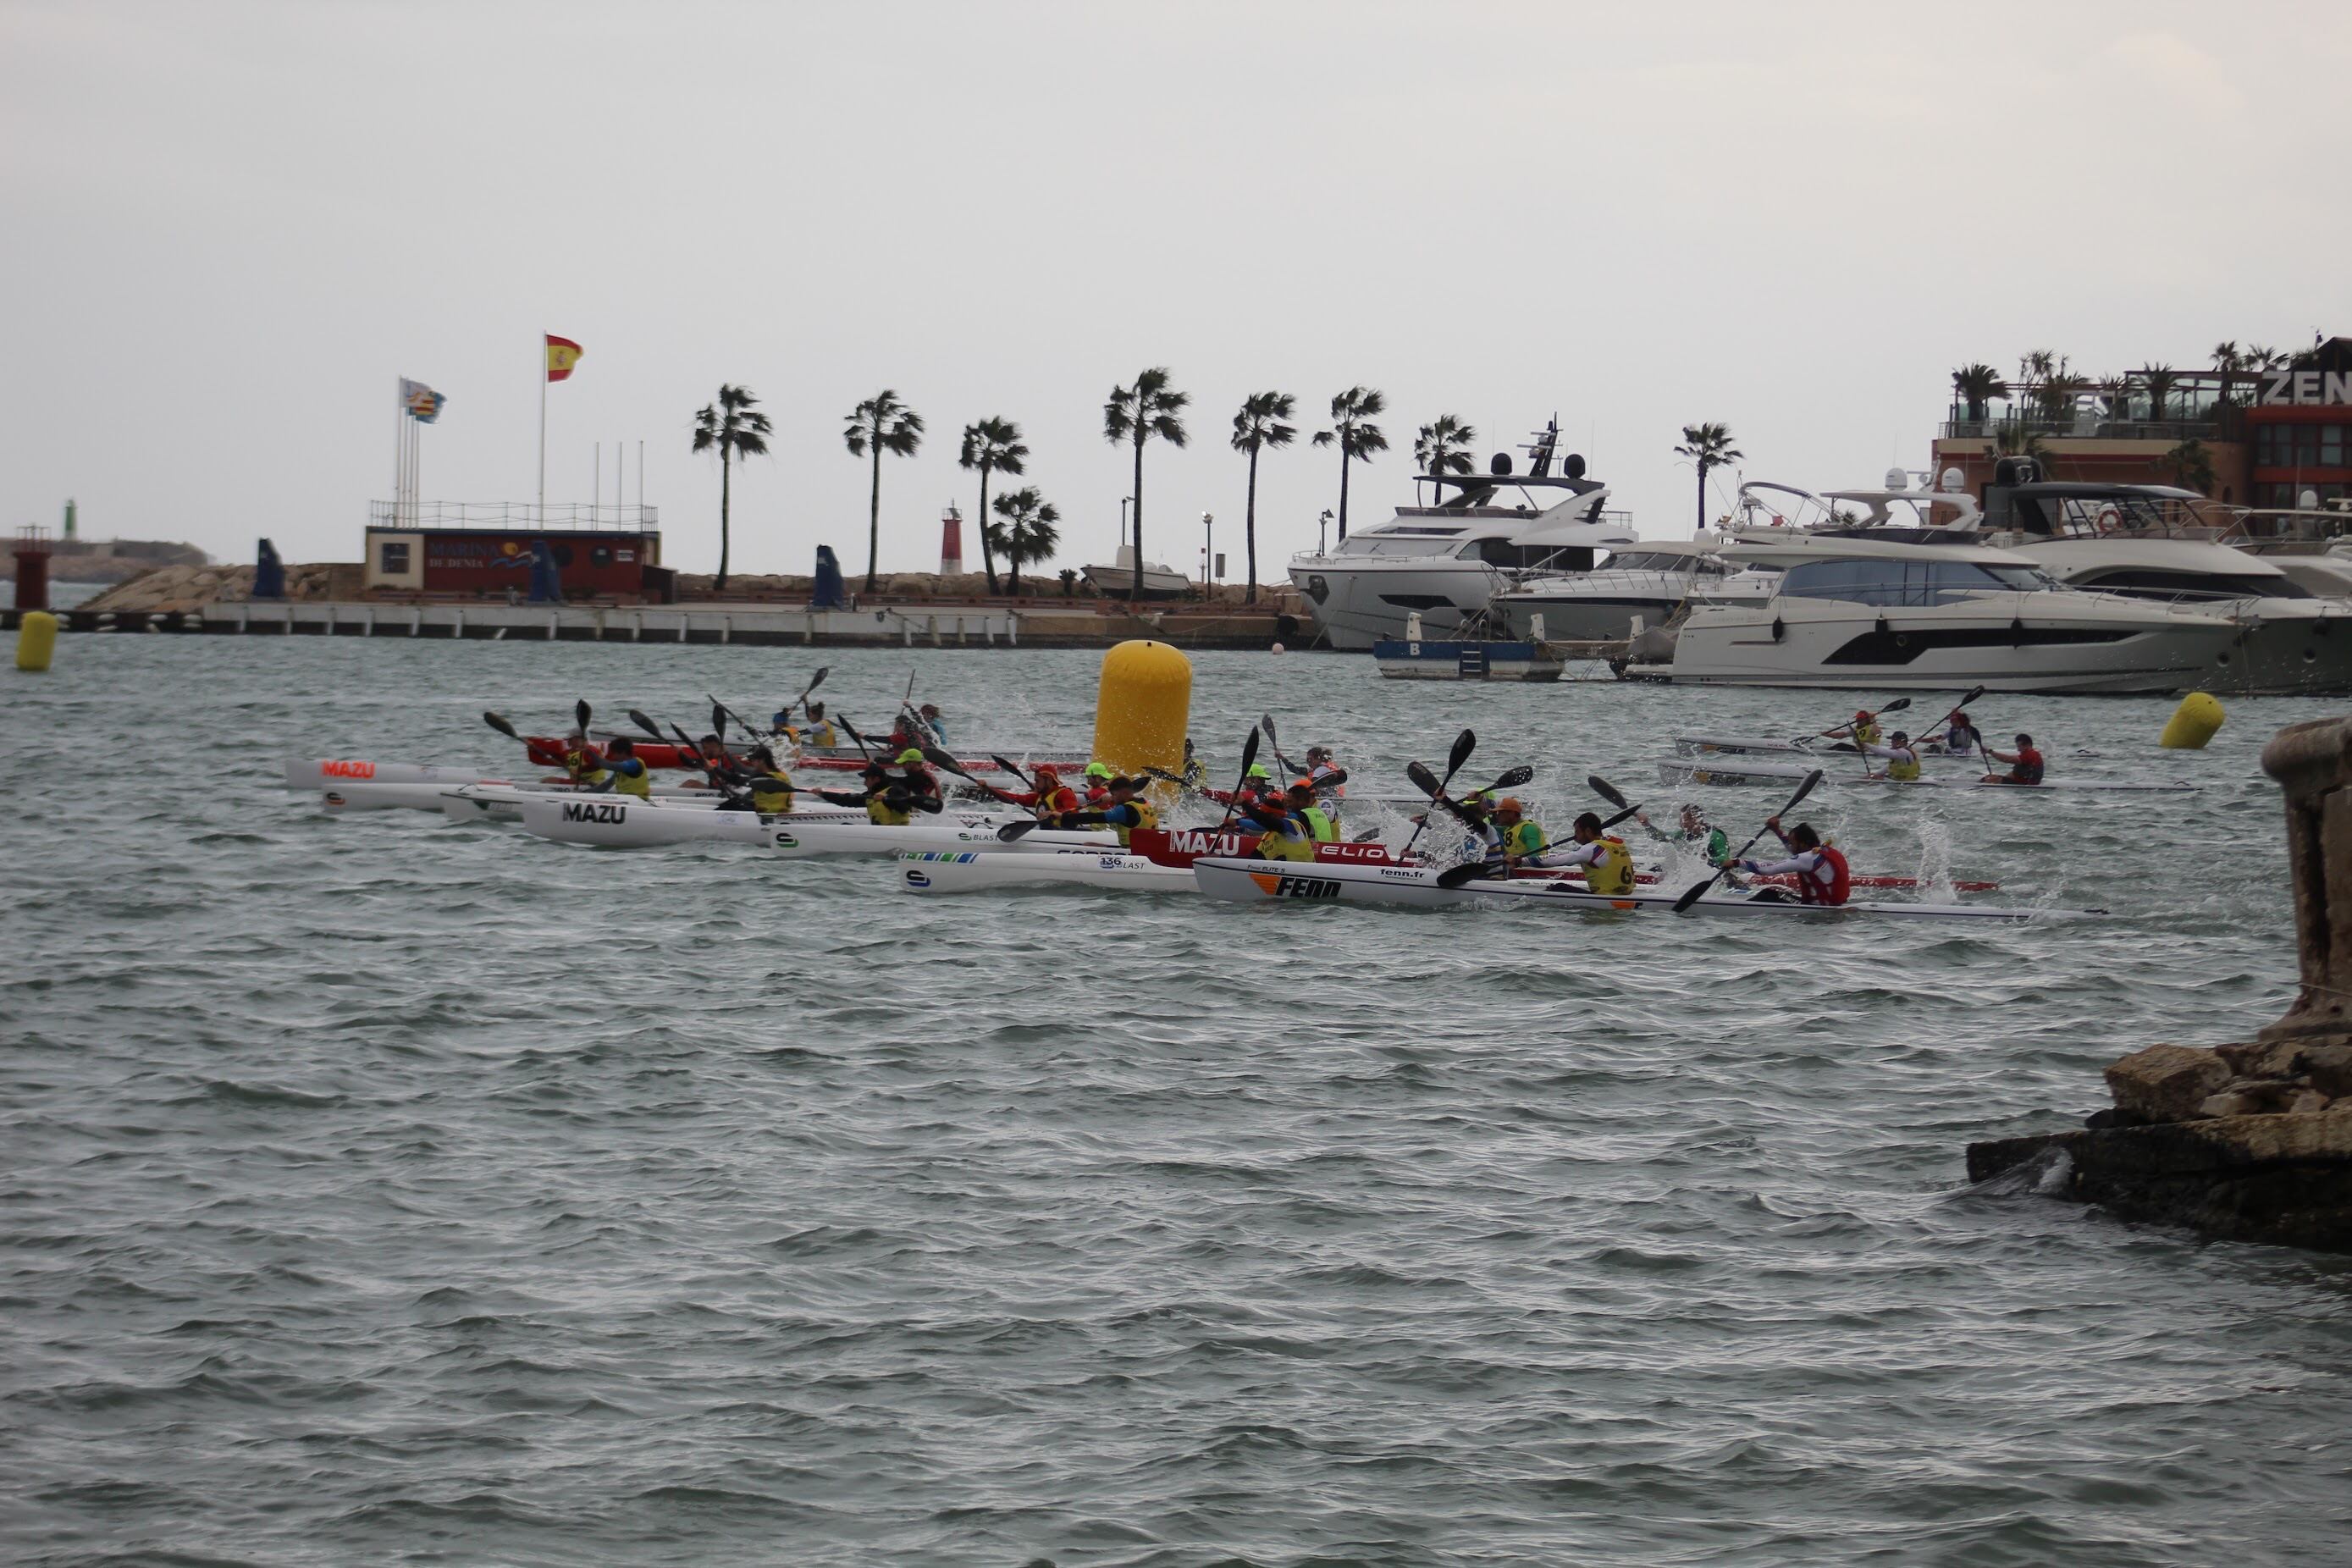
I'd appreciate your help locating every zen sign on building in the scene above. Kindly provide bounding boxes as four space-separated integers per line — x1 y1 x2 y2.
2260 373 2352 406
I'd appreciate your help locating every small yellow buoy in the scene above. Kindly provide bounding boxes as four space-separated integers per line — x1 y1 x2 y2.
2159 690 2224 749
14 610 58 672
1091 638 1192 787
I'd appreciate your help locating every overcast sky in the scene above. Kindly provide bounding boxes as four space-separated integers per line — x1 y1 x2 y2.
5 1 2346 580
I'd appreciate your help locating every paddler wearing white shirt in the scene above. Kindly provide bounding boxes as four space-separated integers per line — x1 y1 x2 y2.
1734 818 1852 905
1532 811 1637 894
1302 745 1349 820
1937 709 1983 758
1860 730 1923 781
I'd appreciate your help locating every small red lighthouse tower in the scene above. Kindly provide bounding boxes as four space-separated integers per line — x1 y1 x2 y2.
940 504 963 576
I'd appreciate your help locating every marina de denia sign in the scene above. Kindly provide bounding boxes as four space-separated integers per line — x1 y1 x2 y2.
2260 372 2352 406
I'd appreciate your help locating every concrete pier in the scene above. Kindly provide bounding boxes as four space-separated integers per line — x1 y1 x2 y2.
1968 715 2352 1251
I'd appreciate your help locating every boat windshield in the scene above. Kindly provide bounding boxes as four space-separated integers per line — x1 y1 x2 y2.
1600 549 1719 573
1334 529 1468 556
1780 557 2060 605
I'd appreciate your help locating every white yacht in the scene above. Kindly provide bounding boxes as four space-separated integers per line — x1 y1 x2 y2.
1669 532 2242 693
1489 539 1724 642
1289 424 1637 650
1982 483 2352 695
1081 544 1190 600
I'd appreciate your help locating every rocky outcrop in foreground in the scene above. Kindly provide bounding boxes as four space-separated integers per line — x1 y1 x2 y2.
1967 716 2352 1252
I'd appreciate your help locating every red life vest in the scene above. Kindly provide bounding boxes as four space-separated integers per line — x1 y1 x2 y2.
2012 746 2046 784
1803 845 1852 906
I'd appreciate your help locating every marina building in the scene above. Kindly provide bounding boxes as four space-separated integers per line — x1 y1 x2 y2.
361 503 669 601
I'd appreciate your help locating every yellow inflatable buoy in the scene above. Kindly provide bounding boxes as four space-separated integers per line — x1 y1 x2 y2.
2159 691 2224 749
1090 639 1191 791
14 610 58 672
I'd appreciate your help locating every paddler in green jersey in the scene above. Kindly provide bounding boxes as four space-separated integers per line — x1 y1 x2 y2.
1490 797 1545 868
595 736 653 799
1636 804 1730 865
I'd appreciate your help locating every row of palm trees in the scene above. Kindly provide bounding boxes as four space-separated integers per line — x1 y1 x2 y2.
695 375 1499 601
1950 343 2302 426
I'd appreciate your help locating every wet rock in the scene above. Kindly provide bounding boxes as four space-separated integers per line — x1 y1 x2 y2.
2200 1079 2313 1118
2304 1042 2352 1099
2106 1044 2233 1124
2217 1039 2307 1079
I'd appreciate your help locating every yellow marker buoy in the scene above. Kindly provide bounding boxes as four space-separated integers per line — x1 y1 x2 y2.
14 610 58 672
2159 690 2224 749
1091 638 1192 788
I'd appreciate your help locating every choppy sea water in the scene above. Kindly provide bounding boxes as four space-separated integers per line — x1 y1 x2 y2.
6 634 2351 1567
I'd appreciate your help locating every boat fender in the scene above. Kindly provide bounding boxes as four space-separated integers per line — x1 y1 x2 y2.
1770 616 1785 644
2010 615 2026 646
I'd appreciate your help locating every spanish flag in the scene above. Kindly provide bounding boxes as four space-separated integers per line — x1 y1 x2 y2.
545 334 583 382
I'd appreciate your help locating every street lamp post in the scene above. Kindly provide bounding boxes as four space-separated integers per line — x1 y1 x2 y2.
1119 496 1132 553
1200 511 1213 596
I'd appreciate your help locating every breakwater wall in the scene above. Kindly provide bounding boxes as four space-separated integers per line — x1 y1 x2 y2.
1 599 1303 650
1968 715 2352 1251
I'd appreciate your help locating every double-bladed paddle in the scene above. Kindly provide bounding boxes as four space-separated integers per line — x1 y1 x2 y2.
1435 774 1637 888
1672 768 1824 913
1794 695 1909 750
1215 727 1264 830
1397 729 1477 856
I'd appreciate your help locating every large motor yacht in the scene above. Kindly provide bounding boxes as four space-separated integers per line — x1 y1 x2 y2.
1669 532 2242 693
1289 422 1636 650
1981 482 2352 695
1488 539 1724 642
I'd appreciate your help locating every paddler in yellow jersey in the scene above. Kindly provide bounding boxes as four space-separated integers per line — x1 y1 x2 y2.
797 701 839 749
594 735 653 799
1242 780 1336 862
1830 709 1884 749
1860 729 1923 781
742 745 795 814
1068 776 1159 847
814 763 918 825
560 731 610 787
1538 811 1637 894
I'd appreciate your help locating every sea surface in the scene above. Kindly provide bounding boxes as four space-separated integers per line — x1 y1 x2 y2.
5 635 2350 1567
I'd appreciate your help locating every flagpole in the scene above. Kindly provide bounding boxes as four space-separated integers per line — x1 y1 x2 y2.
393 378 404 528
536 332 547 525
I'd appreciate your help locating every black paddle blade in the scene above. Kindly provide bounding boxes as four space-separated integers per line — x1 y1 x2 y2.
1261 711 1278 750
1602 803 1642 828
991 754 1035 789
1446 729 1477 775
576 698 592 733
1436 861 1500 890
923 746 971 779
1239 726 1261 774
711 702 728 740
629 709 665 740
1670 874 1719 914
1352 828 1383 843
1487 765 1534 792
997 820 1040 842
803 667 830 699
483 710 520 741
1587 773 1628 809
1405 761 1443 799
1879 697 1913 714
1784 768 1825 814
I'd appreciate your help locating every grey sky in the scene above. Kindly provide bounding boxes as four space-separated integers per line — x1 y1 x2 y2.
5 2 2345 578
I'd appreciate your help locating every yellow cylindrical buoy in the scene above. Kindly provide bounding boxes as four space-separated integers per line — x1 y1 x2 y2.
1090 639 1192 788
2160 690 2224 749
14 610 58 672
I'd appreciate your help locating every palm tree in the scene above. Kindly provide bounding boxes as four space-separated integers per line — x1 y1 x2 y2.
2138 363 2179 422
1102 368 1190 599
986 487 1061 596
1995 424 2052 465
957 417 1026 594
1950 364 2008 425
842 390 925 593
1229 391 1297 605
1311 386 1388 542
1412 415 1478 503
1672 422 1743 533
691 384 772 592
2213 341 2247 406
2166 439 2217 495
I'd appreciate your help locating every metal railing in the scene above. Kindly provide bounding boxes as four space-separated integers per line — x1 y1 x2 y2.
368 501 660 532
1940 417 2223 442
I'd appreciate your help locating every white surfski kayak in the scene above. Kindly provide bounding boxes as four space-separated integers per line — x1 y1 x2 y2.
896 850 1198 895
517 796 1012 848
1670 734 1971 758
1190 859 2094 922
769 821 1118 859
1654 758 2191 792
287 758 505 790
442 784 870 826
321 777 734 814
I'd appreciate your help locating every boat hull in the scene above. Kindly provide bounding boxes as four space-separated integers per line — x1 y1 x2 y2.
1288 559 1508 651
897 851 1197 894
1190 859 2078 921
768 822 1119 859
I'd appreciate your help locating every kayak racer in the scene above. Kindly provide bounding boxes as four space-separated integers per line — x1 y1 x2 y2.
560 732 610 787
589 735 653 800
1861 730 1923 781
1063 776 1160 847
1734 818 1850 905
1242 780 1337 862
1980 732 2046 786
1532 811 1637 895
1636 804 1729 866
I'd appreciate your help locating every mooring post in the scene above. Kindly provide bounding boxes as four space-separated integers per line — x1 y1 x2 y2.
2260 717 2352 1041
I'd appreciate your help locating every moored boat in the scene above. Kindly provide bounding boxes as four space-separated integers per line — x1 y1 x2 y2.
1654 757 2191 792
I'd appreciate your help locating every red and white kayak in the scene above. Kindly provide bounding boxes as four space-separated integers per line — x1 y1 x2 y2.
289 757 491 790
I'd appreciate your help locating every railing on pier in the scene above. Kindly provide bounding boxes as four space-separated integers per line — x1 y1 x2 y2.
368 501 660 533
